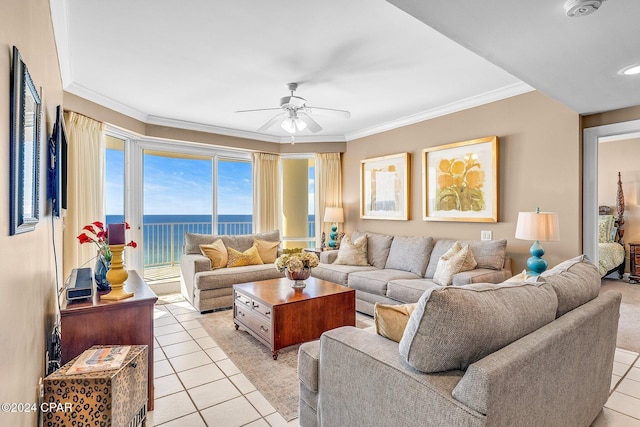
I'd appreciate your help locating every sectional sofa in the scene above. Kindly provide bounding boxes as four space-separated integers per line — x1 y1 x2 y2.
311 230 513 315
298 256 620 427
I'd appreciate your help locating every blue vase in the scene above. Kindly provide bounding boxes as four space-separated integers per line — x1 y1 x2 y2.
95 255 111 291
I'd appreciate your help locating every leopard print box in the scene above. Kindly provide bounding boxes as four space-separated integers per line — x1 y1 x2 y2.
43 345 147 427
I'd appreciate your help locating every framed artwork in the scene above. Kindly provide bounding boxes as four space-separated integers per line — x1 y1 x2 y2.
422 136 499 222
360 152 410 220
10 46 42 235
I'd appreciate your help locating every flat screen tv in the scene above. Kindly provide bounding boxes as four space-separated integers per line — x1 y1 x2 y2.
48 105 67 217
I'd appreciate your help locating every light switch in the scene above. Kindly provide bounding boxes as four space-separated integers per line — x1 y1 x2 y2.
481 230 492 241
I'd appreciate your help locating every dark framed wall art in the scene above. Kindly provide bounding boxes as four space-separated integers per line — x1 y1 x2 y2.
10 46 42 235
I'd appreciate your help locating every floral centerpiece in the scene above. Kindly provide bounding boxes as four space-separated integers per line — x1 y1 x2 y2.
275 249 319 288
77 221 137 291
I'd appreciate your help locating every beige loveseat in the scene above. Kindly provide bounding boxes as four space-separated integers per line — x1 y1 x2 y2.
298 256 620 427
311 230 513 315
180 230 284 312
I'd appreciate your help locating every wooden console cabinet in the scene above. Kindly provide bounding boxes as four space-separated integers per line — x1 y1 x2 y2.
60 271 157 409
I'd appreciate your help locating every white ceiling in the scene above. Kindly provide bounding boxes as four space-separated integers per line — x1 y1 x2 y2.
50 0 639 144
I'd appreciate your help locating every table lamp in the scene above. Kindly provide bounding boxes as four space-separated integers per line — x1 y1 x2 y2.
324 207 344 248
515 208 560 276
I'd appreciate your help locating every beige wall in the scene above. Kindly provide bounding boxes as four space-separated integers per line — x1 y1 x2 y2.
598 138 640 270
583 105 640 129
0 1 64 426
343 91 582 272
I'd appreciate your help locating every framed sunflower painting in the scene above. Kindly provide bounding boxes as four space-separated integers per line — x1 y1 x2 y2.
422 136 499 222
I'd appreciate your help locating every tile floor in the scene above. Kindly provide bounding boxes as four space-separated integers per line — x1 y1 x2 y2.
148 299 640 427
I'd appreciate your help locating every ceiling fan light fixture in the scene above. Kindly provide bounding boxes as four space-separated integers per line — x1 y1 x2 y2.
281 117 307 133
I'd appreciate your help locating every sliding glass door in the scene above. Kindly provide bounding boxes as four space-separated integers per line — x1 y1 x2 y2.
217 158 253 235
142 149 213 281
107 130 253 281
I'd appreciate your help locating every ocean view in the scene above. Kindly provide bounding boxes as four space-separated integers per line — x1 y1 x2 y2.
106 214 315 266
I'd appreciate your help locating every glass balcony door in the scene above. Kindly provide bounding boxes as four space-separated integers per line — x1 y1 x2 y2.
142 149 213 282
110 133 253 282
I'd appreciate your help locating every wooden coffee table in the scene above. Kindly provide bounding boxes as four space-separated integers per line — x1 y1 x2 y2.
233 277 355 359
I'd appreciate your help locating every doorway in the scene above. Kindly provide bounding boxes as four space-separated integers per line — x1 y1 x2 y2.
583 119 640 264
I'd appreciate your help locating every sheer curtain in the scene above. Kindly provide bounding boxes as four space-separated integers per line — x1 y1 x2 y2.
63 112 106 280
252 153 281 233
315 153 343 244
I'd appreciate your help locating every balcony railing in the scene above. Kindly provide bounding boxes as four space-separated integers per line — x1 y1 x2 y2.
143 220 315 269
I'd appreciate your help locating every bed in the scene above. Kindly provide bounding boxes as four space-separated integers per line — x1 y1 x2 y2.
598 172 626 278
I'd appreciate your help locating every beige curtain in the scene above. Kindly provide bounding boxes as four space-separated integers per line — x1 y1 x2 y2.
315 153 343 245
63 112 106 280
252 153 281 233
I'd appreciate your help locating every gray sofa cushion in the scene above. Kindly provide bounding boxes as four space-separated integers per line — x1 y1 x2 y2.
311 263 377 285
384 236 434 276
352 230 394 269
348 269 420 297
298 340 320 392
451 267 512 285
184 230 280 255
386 279 442 304
537 255 601 318
399 281 558 373
194 264 284 291
426 239 507 277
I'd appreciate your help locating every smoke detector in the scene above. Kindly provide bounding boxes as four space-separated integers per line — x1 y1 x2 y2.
564 0 606 17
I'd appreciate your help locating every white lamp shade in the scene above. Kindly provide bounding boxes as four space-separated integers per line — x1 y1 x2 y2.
324 207 344 223
515 211 560 241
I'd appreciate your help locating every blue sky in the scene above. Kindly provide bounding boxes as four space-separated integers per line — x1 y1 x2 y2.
106 151 315 216
106 151 253 215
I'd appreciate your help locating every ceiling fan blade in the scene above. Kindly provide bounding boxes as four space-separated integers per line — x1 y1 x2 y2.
235 107 283 113
305 106 351 119
257 113 286 132
298 113 323 133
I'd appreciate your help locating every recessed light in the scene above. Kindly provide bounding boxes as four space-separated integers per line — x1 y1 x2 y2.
619 65 640 76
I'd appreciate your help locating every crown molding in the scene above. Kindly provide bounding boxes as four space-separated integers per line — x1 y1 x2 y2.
66 79 533 144
344 82 534 141
65 82 150 122
145 115 283 143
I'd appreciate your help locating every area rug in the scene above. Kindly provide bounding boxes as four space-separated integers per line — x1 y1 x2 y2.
197 309 369 421
600 279 640 353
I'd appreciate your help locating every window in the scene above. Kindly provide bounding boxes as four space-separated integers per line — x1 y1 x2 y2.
217 158 253 235
104 128 253 281
105 135 125 224
281 157 315 249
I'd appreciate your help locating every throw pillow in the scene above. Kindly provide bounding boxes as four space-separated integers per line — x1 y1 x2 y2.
539 255 601 318
374 302 417 343
253 238 280 263
227 245 264 268
501 269 528 283
333 235 369 266
199 239 228 269
433 243 477 286
399 282 558 373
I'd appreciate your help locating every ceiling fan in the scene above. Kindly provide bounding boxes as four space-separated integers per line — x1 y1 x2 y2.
236 83 350 134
